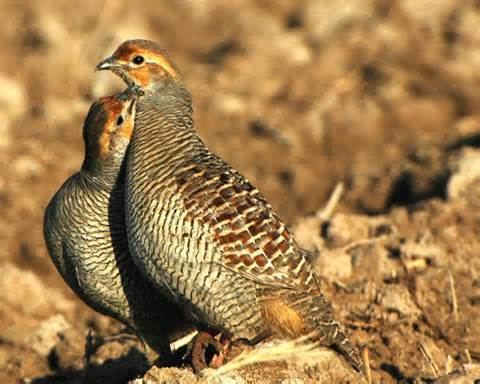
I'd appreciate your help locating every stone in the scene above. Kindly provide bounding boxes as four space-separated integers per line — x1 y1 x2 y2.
25 314 71 356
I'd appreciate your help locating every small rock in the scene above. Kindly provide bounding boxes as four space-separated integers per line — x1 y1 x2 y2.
130 366 197 384
447 148 480 203
93 338 146 367
380 285 421 319
400 0 456 34
401 241 446 268
305 0 375 43
292 216 325 253
0 263 75 318
435 363 480 383
455 116 480 137
314 249 352 280
2 344 50 382
0 74 27 119
13 155 44 179
281 379 304 384
325 213 393 248
272 33 312 65
203 372 246 384
216 92 247 116
51 327 85 371
25 314 71 356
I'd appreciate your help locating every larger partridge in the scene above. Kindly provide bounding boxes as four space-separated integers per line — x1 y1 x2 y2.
97 40 363 371
44 90 187 359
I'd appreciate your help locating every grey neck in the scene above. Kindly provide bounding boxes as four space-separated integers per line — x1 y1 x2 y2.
81 153 127 192
140 82 193 123
134 83 205 154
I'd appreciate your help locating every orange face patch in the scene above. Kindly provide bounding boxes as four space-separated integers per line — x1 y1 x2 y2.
128 53 180 82
118 118 134 140
99 96 124 117
96 97 125 159
97 130 111 159
129 66 153 87
113 41 180 80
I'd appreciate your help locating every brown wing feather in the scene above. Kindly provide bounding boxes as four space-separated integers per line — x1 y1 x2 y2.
175 151 315 291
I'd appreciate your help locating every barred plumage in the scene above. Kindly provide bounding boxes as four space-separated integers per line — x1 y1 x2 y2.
98 40 363 371
43 92 187 358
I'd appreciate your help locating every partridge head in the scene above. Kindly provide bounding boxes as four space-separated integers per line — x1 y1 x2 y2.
96 40 182 92
82 92 136 178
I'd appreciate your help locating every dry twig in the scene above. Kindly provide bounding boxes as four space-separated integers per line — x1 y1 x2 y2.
418 341 439 378
341 236 389 254
448 270 459 322
362 347 372 384
465 349 473 364
317 182 344 222
445 354 454 375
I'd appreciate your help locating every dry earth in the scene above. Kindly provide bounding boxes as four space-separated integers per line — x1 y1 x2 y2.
1 0 480 383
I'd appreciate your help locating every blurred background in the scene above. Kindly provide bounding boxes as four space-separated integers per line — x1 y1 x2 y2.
1 0 480 383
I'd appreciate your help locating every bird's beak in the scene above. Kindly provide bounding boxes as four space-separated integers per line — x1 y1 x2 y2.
96 56 135 88
96 56 120 71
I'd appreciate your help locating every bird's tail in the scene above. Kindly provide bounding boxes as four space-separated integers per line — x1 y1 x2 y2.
262 288 364 372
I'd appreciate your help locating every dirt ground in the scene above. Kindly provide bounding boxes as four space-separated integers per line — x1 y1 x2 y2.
1 0 480 383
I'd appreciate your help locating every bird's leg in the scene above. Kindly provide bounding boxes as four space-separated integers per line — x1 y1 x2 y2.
208 334 232 368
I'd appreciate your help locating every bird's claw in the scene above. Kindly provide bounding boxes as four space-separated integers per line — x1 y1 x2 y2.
189 331 225 373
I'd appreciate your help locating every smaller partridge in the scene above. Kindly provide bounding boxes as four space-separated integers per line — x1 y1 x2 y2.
43 90 188 359
97 40 363 372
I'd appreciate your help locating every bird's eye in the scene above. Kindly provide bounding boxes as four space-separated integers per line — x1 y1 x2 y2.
132 55 144 65
116 116 124 126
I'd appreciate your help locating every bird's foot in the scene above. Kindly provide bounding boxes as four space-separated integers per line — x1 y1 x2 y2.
189 331 227 373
